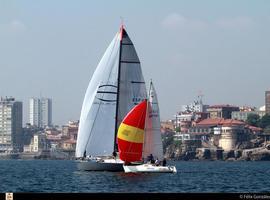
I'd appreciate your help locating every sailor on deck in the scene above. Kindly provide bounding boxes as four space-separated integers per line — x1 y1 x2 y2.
162 158 167 166
147 154 154 164
82 150 86 160
154 158 160 166
112 151 117 159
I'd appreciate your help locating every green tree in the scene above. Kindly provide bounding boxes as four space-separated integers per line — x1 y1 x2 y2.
162 132 174 150
175 127 180 133
259 114 270 129
173 140 182 146
246 113 260 127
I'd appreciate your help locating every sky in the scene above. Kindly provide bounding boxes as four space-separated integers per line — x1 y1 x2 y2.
0 0 270 125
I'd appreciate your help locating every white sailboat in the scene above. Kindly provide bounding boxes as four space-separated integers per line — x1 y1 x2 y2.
75 25 147 171
117 81 177 173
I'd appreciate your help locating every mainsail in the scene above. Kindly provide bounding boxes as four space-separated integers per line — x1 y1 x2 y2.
75 26 147 158
116 27 147 136
143 81 164 160
117 100 147 162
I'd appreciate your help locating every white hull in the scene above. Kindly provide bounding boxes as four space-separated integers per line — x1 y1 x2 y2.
77 158 124 172
123 164 177 173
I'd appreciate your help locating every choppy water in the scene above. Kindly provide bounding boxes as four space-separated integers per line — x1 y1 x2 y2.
0 160 270 192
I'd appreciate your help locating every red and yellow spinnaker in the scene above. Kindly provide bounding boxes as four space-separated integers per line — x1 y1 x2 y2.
117 100 147 162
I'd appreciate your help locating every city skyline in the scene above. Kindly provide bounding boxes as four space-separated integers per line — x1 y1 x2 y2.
1 1 270 125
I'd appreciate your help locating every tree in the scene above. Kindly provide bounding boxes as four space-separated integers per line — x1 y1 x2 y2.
162 132 174 152
246 113 260 127
259 114 270 129
175 127 180 133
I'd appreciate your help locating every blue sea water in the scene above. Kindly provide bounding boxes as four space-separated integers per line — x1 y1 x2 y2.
0 160 270 193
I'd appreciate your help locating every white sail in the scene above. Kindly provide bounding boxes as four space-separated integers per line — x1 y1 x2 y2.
76 26 147 158
143 81 164 160
75 33 121 157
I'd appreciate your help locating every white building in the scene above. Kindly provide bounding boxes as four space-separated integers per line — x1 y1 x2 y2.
29 98 52 128
0 97 23 152
23 134 47 153
181 95 209 113
29 98 40 127
40 98 52 127
218 126 239 151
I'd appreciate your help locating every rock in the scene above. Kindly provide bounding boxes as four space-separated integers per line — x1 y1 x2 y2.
226 157 236 161
249 152 270 161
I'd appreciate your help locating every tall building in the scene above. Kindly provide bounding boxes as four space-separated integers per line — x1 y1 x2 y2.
40 98 52 127
0 97 23 152
29 98 40 127
29 98 52 128
265 91 270 115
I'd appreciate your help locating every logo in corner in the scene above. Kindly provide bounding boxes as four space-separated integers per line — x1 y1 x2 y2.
6 193 13 200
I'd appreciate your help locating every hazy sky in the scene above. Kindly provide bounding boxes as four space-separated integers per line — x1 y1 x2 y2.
1 0 270 125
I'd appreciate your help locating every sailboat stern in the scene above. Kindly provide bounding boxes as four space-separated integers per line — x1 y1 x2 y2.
123 164 177 173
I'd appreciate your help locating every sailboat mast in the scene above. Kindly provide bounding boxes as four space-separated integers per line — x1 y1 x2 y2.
114 25 124 153
142 81 152 159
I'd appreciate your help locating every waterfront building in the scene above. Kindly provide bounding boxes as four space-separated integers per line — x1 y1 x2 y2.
174 96 209 133
29 97 52 128
207 105 239 119
232 110 265 121
62 120 79 139
60 121 78 151
0 97 23 152
218 126 242 151
45 127 62 149
174 112 193 133
239 106 256 112
174 133 192 141
189 118 251 151
266 91 270 114
23 133 47 153
60 139 77 151
174 111 208 133
160 120 174 132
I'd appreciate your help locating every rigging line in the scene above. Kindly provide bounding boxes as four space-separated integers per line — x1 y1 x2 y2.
83 33 120 155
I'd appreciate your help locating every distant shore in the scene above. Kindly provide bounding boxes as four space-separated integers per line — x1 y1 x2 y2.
0 150 75 160
165 146 270 161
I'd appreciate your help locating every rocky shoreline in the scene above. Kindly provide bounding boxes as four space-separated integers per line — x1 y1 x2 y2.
0 150 75 160
165 145 270 161
162 131 270 161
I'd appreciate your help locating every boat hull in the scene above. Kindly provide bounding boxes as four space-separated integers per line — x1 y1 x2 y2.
123 164 177 173
77 159 124 172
